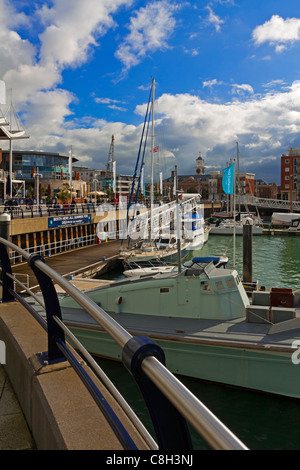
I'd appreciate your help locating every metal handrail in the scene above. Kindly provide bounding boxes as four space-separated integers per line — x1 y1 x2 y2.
0 237 248 450
9 233 98 264
53 315 157 450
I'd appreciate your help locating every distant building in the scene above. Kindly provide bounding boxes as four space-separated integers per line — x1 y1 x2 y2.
255 179 278 199
195 153 205 175
76 166 135 199
238 173 255 196
280 148 300 201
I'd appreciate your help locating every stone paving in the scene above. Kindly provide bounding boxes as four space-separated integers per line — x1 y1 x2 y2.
0 365 35 450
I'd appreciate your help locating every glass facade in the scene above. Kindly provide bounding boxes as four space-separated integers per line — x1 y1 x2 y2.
2 150 72 180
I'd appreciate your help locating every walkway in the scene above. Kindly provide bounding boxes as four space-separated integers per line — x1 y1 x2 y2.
0 365 35 450
11 239 123 290
0 240 123 449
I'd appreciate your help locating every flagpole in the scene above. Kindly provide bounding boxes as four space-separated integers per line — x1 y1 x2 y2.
69 145 72 200
233 159 236 269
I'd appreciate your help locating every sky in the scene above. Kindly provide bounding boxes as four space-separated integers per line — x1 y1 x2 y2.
1 0 300 185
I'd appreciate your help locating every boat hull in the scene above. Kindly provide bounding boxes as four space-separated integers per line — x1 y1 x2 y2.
210 225 263 235
121 243 191 267
65 323 300 399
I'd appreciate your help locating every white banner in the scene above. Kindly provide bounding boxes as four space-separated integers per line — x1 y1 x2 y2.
0 80 6 105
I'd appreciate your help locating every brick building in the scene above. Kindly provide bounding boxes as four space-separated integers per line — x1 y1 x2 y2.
281 148 300 201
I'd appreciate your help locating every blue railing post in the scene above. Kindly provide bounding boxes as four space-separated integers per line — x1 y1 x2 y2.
28 253 66 365
0 242 15 303
122 335 193 450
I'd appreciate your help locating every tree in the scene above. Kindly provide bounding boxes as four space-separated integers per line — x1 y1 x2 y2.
58 183 71 203
187 187 197 194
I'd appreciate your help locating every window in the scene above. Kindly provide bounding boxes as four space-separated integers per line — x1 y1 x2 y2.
285 167 290 172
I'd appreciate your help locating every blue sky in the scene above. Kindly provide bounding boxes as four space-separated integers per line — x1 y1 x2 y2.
1 0 300 184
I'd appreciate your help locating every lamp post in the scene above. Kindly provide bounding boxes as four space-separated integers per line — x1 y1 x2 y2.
290 173 294 213
93 178 98 203
34 167 42 213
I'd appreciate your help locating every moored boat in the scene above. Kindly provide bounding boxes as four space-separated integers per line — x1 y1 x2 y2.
209 219 263 235
59 259 300 399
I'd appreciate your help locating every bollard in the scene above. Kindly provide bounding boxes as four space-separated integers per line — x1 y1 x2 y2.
243 217 253 284
0 213 11 241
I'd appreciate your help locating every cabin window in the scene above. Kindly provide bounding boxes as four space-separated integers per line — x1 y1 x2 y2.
215 281 224 291
160 287 170 294
226 279 235 289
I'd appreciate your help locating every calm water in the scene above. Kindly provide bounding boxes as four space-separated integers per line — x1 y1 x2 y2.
191 233 300 291
96 234 300 450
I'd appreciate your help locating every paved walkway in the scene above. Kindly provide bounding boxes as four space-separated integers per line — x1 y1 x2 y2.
0 239 122 449
0 365 35 450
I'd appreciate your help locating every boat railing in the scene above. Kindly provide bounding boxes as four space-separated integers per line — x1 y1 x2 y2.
0 237 248 451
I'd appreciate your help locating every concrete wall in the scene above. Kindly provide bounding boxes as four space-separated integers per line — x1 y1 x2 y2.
0 302 149 450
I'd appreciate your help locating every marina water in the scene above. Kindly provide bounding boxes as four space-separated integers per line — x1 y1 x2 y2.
96 234 300 450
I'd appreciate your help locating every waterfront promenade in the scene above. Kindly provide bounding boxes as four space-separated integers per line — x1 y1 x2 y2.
0 238 132 450
0 364 35 449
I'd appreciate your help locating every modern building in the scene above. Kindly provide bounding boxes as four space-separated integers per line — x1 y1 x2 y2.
0 149 86 199
281 148 300 201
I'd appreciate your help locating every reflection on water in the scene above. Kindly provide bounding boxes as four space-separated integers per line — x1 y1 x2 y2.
95 235 300 450
196 234 300 290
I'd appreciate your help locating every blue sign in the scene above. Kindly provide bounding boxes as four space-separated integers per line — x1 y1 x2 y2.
48 214 91 229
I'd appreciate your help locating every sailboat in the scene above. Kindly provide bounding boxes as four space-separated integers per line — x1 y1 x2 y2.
119 79 203 268
209 144 263 236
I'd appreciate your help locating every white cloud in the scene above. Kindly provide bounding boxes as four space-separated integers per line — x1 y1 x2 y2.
130 81 300 176
38 0 133 67
231 83 254 95
206 5 224 32
1 0 134 102
95 97 127 112
0 0 134 140
115 0 176 71
252 15 300 51
2 1 300 183
203 79 223 88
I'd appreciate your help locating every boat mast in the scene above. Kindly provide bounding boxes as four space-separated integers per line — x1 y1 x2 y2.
175 165 182 273
150 77 155 239
236 141 240 213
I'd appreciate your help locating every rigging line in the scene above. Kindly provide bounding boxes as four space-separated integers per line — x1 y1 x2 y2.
122 85 152 245
127 111 152 247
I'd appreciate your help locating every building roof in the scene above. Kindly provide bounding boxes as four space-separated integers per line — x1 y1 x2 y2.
1 148 79 163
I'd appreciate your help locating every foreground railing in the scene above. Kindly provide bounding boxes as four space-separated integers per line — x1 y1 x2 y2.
0 237 248 450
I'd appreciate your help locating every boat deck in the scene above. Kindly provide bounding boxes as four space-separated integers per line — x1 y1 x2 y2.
59 305 300 353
